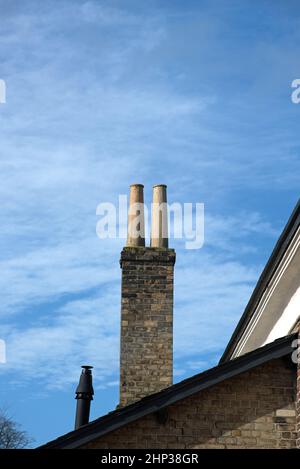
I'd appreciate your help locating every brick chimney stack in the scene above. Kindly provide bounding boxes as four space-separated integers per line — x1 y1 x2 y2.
119 184 176 407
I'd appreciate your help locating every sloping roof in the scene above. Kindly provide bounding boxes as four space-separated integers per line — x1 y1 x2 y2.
219 199 300 364
39 333 297 449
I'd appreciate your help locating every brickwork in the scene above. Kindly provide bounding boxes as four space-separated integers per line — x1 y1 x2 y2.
119 247 176 407
83 359 296 449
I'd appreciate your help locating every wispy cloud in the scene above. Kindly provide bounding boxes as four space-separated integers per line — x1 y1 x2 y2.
5 293 120 389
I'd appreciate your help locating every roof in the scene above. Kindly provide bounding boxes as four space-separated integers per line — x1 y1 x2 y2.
39 332 297 449
219 199 300 364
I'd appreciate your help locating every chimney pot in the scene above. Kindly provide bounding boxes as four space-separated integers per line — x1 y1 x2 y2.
126 184 145 247
151 184 168 248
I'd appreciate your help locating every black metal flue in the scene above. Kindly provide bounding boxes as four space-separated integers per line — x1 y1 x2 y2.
74 365 94 430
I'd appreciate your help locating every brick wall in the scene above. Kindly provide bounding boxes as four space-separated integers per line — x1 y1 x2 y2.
119 247 176 407
83 358 296 449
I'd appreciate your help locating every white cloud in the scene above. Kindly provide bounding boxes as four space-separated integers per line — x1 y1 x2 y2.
0 237 121 315
4 294 120 389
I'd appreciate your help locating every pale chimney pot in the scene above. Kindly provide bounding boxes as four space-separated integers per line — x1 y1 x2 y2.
126 184 145 247
151 184 168 248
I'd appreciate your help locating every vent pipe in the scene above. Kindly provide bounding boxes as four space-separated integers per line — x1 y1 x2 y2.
74 366 94 430
151 184 168 248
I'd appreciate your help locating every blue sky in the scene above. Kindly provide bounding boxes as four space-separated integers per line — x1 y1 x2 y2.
0 0 299 446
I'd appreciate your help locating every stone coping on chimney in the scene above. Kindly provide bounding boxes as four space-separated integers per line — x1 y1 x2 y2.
120 246 176 266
